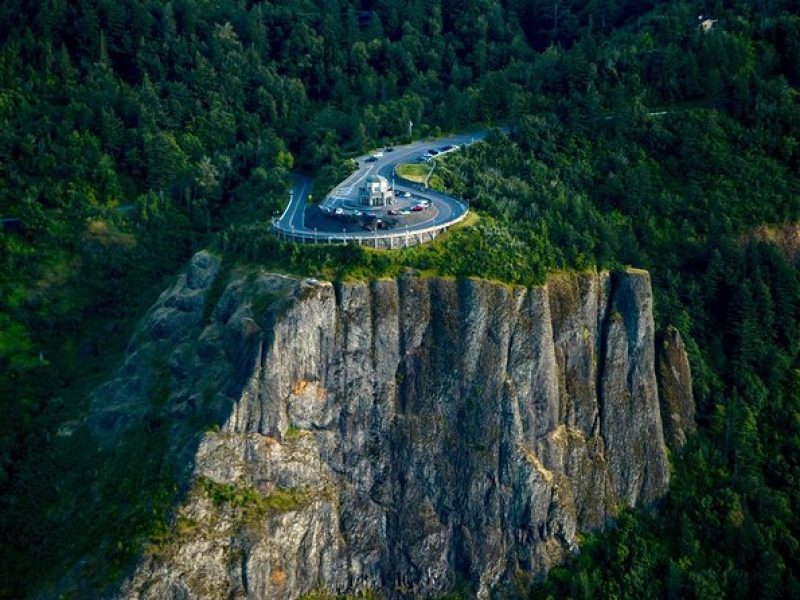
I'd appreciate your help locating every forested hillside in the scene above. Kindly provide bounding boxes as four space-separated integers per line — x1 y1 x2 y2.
2 0 800 598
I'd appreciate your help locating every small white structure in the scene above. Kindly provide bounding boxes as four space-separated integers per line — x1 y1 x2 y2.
698 16 717 32
359 174 394 207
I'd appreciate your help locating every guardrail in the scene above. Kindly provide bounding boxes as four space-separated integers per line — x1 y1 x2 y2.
273 208 469 249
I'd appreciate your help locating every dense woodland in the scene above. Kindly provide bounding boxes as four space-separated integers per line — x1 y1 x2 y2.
2 0 800 597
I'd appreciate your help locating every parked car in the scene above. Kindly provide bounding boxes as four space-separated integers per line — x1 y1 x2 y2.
411 205 424 212
385 147 394 152
354 210 363 216
365 156 377 162
335 208 344 215
400 210 411 215
372 151 383 158
388 209 398 215
403 191 412 198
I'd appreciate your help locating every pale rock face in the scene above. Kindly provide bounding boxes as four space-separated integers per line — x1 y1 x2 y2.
656 326 697 450
87 251 694 599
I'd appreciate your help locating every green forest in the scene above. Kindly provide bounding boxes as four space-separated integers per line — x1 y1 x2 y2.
2 0 800 597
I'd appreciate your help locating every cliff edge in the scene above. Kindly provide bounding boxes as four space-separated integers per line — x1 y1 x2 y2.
88 252 694 599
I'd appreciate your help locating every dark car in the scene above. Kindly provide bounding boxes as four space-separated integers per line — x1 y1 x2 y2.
385 147 394 152
365 156 377 162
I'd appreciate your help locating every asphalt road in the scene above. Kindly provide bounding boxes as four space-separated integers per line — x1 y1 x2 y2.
277 173 312 233
275 130 493 239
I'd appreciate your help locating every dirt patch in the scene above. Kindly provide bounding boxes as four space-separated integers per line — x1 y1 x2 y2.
292 380 310 395
272 567 287 587
746 224 800 264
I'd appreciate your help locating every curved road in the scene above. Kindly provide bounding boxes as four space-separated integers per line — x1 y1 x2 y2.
275 130 492 240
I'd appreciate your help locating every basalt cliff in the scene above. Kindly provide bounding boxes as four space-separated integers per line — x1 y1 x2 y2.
88 251 694 599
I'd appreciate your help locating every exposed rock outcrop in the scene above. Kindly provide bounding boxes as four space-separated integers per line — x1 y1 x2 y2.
656 326 696 450
88 252 691 599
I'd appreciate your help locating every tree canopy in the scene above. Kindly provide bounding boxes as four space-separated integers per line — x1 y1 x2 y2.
2 1 800 598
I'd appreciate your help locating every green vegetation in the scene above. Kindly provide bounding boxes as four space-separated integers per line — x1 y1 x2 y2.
285 424 304 438
11 399 179 596
311 159 358 204
2 0 800 598
396 161 446 190
201 259 230 323
197 476 315 519
299 588 382 600
220 214 544 286
396 162 432 183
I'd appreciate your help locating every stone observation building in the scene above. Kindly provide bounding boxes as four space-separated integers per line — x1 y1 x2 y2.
359 174 394 207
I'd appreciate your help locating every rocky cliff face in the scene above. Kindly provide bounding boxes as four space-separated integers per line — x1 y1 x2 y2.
89 252 694 599
656 326 696 450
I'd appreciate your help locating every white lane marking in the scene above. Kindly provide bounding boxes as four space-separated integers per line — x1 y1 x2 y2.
345 166 374 195
278 190 292 223
289 182 299 224
278 131 486 233
295 177 310 227
284 176 310 229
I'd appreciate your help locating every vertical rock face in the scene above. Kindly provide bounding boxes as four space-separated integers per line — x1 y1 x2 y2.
656 326 696 450
89 253 691 599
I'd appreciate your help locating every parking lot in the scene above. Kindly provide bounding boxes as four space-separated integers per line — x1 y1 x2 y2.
306 194 437 234
273 129 490 245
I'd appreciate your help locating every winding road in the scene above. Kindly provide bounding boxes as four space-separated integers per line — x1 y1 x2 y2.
274 130 493 243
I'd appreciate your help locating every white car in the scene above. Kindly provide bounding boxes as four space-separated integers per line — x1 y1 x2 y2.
335 208 344 215
372 151 383 158
354 210 363 216
400 210 411 215
403 191 412 198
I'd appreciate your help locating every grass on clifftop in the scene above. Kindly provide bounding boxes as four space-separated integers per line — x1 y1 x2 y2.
395 162 445 190
217 211 555 287
395 162 433 183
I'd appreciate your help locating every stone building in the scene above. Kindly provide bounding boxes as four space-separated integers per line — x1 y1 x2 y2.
359 174 394 207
